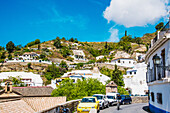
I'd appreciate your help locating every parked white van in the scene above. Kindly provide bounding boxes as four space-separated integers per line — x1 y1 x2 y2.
106 93 120 105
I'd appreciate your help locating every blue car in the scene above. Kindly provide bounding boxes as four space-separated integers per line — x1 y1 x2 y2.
120 95 132 105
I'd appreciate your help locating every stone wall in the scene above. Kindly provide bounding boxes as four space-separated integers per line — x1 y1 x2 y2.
38 99 81 113
131 96 148 103
0 62 48 72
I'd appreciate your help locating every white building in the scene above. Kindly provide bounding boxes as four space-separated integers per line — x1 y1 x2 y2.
135 52 146 62
72 50 86 61
145 21 170 113
50 70 110 89
96 55 104 60
109 58 136 68
19 52 39 60
123 63 148 95
0 72 43 86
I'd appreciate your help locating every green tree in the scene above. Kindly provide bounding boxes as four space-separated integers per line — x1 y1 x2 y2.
8 53 12 60
0 51 6 59
51 78 105 101
104 41 108 49
76 63 84 69
59 60 68 70
15 45 22 51
111 65 124 86
35 39 40 44
54 38 61 48
0 46 5 51
135 37 142 45
155 22 164 31
60 47 72 58
6 41 15 53
40 53 46 59
3 76 25 87
69 37 74 42
117 86 129 95
61 37 66 42
74 38 78 43
27 63 31 69
45 63 61 80
38 44 41 50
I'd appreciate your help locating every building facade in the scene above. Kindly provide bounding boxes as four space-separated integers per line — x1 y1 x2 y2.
110 58 136 68
145 21 170 113
123 63 148 95
19 52 39 60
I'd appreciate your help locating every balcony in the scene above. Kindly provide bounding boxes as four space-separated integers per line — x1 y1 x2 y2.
146 66 166 83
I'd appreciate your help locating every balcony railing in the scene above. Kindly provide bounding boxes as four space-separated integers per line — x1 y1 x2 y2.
146 66 166 83
150 22 170 47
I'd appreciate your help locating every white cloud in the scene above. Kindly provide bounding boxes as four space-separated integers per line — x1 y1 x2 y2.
103 0 169 27
108 28 119 42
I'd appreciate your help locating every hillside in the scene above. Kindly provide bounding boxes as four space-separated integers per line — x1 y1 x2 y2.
0 34 151 65
141 32 156 45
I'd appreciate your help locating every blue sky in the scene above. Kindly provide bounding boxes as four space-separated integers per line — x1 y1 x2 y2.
0 0 169 47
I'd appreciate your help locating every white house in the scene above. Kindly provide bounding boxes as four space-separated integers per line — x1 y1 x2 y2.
109 58 136 68
0 72 43 86
50 69 110 89
96 55 104 60
72 50 86 61
123 63 148 95
134 52 146 62
19 52 39 60
145 21 170 113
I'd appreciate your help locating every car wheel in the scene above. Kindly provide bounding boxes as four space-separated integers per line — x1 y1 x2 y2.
102 104 104 109
107 103 109 108
129 101 132 104
122 101 125 105
97 108 100 113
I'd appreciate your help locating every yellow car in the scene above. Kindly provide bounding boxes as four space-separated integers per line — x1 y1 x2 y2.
77 97 100 113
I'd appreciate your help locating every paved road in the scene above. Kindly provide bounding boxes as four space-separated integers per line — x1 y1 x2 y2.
100 103 149 113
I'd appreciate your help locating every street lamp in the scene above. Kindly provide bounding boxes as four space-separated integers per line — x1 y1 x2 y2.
153 55 161 65
153 55 170 70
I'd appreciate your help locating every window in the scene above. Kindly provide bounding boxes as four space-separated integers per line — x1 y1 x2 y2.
123 61 125 63
118 60 120 63
129 61 131 64
134 72 136 74
130 72 132 75
151 92 154 102
157 93 162 104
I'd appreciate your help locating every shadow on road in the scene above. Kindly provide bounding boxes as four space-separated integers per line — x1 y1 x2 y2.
142 106 151 113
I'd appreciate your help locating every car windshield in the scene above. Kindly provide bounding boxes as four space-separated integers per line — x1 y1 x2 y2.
93 95 103 100
81 98 96 103
107 96 115 99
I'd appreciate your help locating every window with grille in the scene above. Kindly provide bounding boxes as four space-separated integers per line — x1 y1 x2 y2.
157 93 162 104
151 92 154 102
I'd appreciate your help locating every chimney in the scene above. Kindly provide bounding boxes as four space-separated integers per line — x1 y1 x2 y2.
5 80 12 93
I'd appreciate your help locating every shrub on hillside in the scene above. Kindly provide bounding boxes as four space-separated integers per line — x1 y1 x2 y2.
66 56 74 62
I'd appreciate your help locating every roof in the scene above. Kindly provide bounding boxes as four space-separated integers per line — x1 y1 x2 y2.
12 86 53 97
111 57 134 61
83 96 96 98
0 100 35 113
106 81 117 87
93 94 104 96
23 52 37 55
73 50 85 56
126 70 137 72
